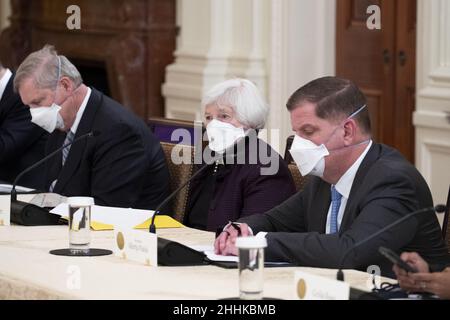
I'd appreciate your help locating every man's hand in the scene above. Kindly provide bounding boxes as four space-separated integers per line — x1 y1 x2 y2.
393 252 430 293
214 223 251 256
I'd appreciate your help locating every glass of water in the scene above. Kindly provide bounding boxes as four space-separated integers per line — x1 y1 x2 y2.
67 197 94 254
235 236 267 300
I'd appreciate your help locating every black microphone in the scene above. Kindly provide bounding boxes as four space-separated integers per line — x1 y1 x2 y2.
149 162 211 234
336 205 447 281
10 130 100 226
148 161 224 266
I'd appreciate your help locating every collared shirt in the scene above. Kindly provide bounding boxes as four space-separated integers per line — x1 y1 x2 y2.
325 140 373 234
0 69 12 101
250 140 373 239
69 87 91 135
48 87 92 192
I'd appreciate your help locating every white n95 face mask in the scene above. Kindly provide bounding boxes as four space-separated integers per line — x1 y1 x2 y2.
289 104 368 177
29 55 66 133
30 103 65 133
206 119 246 154
289 135 329 177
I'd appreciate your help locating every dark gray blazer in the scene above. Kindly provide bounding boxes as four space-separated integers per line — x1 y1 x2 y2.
45 88 171 211
0 73 47 189
239 143 450 277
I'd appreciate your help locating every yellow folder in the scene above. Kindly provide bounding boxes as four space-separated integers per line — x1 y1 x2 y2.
90 215 184 231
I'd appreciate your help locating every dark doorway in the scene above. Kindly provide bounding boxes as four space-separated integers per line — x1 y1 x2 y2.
71 58 111 97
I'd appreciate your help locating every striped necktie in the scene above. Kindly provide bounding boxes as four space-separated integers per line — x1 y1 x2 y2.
62 131 75 166
49 131 75 192
330 185 342 234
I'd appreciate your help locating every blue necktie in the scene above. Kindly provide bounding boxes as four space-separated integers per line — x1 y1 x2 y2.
49 131 75 192
330 185 342 234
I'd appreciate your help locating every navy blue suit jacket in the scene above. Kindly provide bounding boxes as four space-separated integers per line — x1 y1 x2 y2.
0 73 47 189
45 88 171 211
240 143 450 277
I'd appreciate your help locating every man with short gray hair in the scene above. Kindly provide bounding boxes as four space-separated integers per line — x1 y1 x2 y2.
14 45 171 210
0 60 47 188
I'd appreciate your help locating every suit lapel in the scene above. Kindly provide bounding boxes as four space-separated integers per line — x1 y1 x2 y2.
0 75 15 113
54 88 102 193
339 143 382 232
309 179 331 233
45 131 65 187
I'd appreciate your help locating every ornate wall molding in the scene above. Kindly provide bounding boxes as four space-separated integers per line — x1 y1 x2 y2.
415 0 450 204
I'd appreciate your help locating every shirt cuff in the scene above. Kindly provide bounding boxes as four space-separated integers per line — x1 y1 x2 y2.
222 222 255 236
255 231 267 238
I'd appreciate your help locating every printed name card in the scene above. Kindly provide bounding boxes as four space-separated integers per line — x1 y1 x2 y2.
114 228 158 266
294 271 350 300
0 195 11 226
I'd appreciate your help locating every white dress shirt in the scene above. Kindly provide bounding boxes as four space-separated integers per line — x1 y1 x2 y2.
69 87 91 135
252 140 373 239
48 87 92 191
325 140 373 233
0 68 12 101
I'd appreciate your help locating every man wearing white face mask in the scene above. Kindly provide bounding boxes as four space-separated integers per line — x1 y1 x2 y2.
215 76 450 277
13 45 171 211
0 61 47 189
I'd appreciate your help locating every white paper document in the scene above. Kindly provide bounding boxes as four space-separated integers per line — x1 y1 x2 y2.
189 245 238 262
50 203 154 229
190 245 291 266
0 184 34 193
29 193 68 208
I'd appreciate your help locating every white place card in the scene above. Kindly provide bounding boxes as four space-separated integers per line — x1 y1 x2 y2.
294 271 350 300
114 228 158 266
0 195 10 226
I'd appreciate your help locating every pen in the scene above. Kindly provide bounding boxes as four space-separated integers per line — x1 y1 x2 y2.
229 221 241 236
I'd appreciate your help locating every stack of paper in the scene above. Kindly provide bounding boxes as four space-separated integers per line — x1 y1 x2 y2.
0 184 34 194
50 203 184 230
29 193 68 208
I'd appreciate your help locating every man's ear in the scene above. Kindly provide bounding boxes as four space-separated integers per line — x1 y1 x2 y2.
60 76 73 92
343 119 357 144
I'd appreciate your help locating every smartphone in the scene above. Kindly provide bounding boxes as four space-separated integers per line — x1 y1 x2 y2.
379 246 418 273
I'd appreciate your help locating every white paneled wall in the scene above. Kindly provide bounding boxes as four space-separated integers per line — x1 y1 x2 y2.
415 0 450 207
162 0 336 153
268 0 335 152
162 0 269 122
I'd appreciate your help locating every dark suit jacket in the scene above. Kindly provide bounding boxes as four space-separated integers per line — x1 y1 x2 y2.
185 134 296 232
0 73 47 189
239 143 450 277
45 88 171 211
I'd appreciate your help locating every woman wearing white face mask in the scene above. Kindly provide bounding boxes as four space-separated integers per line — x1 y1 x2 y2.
184 78 296 232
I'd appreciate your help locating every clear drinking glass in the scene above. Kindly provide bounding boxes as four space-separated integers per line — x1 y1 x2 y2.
67 197 94 254
235 236 267 300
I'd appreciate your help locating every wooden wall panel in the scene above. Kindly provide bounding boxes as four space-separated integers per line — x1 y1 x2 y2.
0 0 177 119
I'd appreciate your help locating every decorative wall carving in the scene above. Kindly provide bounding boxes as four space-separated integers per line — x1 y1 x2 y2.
0 0 176 119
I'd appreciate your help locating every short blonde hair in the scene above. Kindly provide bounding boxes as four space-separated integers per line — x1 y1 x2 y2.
202 78 269 129
14 45 82 92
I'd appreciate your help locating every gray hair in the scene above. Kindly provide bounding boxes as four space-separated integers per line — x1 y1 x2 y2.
14 44 82 92
202 78 269 129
